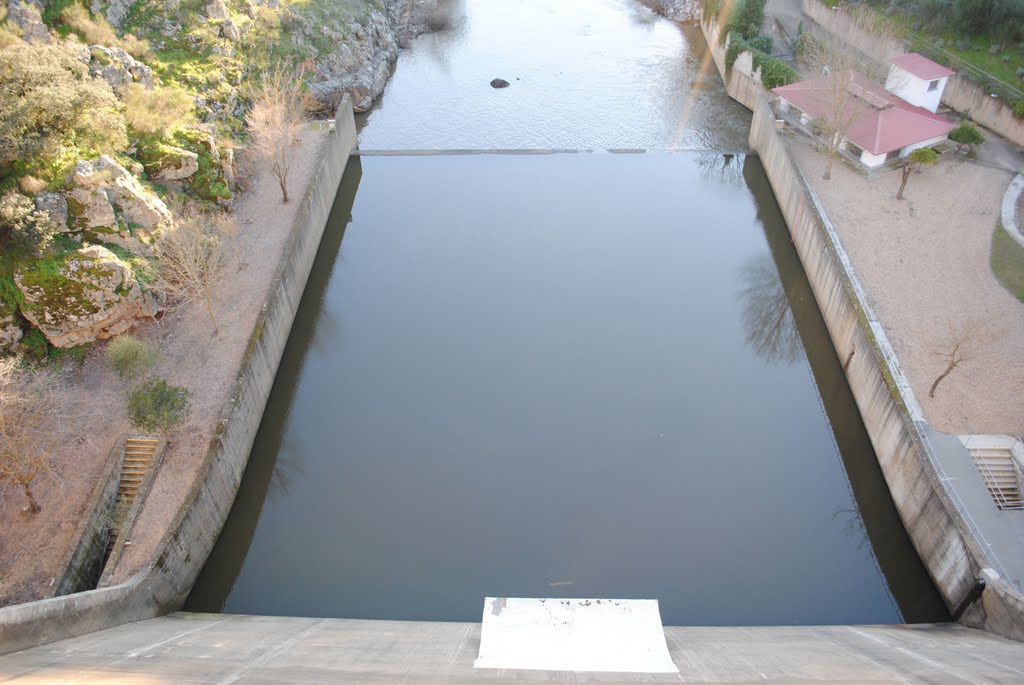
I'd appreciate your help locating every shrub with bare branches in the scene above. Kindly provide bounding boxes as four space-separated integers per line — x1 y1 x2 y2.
0 358 94 514
246 68 307 204
152 205 235 334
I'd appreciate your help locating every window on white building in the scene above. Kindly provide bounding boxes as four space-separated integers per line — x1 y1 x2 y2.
927 79 939 91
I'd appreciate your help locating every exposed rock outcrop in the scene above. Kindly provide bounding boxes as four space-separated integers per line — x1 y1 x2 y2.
143 145 200 181
34 193 70 232
15 245 158 348
6 1 51 44
206 0 230 21
639 0 701 22
308 0 456 112
221 18 241 42
94 0 139 28
67 156 175 255
88 45 156 89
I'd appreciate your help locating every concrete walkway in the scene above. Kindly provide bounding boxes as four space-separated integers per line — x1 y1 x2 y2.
2 613 1024 683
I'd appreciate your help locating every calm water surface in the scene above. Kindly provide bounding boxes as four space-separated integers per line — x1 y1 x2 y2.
188 154 946 624
187 0 948 624
357 0 751 151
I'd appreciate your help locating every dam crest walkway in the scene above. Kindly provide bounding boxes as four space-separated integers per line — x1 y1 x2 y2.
2 611 1024 683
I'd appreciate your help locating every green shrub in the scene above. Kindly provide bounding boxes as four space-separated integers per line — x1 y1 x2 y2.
106 334 160 379
754 54 800 88
1014 99 1024 119
748 34 774 54
0 41 127 177
123 84 195 138
58 4 149 59
949 121 985 150
725 34 800 89
726 33 748 68
723 0 767 42
0 191 57 256
19 328 49 360
127 378 190 434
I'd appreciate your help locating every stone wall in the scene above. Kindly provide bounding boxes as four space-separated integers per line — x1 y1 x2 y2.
0 95 359 657
801 0 1024 147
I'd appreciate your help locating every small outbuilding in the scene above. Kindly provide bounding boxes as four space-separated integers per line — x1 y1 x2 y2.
885 53 955 114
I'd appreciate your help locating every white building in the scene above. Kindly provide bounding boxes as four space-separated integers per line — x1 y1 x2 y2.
885 53 955 114
773 54 955 170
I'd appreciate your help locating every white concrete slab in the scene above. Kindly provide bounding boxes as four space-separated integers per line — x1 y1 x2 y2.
473 597 678 673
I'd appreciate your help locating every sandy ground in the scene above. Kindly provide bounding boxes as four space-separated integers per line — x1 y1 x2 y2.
0 127 328 606
790 138 1024 437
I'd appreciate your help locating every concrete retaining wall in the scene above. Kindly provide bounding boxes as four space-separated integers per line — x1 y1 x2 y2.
1001 173 1024 248
701 17 766 112
0 95 358 656
49 439 125 598
802 0 1024 147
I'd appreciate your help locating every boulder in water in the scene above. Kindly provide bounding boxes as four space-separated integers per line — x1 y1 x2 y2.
490 78 510 89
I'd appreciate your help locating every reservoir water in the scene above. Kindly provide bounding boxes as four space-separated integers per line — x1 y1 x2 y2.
187 0 949 624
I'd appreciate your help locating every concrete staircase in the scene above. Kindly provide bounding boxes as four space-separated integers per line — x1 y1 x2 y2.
107 437 162 555
961 436 1024 510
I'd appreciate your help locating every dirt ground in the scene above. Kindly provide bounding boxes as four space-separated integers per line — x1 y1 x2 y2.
790 138 1024 437
0 127 328 606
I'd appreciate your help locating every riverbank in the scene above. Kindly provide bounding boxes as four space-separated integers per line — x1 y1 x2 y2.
0 99 357 654
0 128 327 606
697 11 1024 638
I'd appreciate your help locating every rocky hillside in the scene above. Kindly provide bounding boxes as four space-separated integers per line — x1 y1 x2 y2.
0 0 443 357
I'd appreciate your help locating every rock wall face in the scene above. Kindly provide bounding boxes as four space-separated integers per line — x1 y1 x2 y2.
307 0 452 112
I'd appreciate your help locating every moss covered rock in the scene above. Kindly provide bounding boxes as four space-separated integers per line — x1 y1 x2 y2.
139 143 200 181
14 245 159 348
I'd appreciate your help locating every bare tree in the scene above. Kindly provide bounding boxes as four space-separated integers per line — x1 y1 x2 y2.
895 147 938 200
246 68 307 204
797 13 900 180
153 205 234 334
0 359 53 513
928 320 1001 398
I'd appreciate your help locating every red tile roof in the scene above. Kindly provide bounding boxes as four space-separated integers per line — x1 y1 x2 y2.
773 71 954 155
890 53 955 80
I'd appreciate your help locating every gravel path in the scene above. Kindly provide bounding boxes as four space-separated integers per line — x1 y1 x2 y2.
791 140 1024 437
0 127 328 605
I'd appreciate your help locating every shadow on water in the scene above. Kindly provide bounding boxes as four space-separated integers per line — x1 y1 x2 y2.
739 155 950 623
185 158 363 612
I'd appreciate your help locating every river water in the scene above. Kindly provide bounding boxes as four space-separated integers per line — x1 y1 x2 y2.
187 0 948 625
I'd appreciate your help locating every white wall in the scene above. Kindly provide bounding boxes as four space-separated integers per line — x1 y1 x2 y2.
860 149 888 168
901 134 949 156
886 64 946 113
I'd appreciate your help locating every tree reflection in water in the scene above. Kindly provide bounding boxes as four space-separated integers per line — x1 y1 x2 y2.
736 252 803 366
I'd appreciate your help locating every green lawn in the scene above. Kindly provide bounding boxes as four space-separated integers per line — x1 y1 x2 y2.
867 4 1023 102
992 222 1024 303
